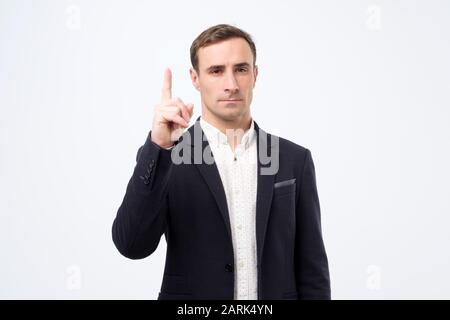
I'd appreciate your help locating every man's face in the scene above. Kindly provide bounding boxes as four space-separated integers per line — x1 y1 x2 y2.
190 37 258 122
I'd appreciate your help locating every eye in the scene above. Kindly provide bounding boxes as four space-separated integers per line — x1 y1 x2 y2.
237 67 248 73
211 69 222 74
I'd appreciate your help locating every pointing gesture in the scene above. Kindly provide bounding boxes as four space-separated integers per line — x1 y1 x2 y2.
151 68 194 149
161 68 172 102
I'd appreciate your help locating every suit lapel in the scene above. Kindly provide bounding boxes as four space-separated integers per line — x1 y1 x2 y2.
179 117 276 265
254 121 276 265
182 119 233 243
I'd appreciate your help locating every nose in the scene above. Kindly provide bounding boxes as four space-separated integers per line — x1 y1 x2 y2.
224 71 239 93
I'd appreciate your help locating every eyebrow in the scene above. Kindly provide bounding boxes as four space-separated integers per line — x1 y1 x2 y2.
206 62 251 72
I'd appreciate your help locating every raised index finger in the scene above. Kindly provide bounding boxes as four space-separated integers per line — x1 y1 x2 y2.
161 67 172 102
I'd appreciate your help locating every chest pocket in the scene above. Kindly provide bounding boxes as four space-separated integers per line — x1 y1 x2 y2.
273 178 296 197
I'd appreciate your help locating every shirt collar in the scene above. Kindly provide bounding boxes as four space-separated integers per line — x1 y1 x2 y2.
199 116 255 150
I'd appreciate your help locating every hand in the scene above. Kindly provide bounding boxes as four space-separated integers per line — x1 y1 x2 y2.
151 68 194 149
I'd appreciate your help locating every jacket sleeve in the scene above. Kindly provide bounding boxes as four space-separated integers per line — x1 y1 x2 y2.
295 148 331 299
112 132 173 259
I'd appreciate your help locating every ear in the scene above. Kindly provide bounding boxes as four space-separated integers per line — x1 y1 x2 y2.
190 67 200 91
253 65 258 88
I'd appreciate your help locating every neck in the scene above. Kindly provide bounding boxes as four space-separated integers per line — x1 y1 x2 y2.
201 111 252 152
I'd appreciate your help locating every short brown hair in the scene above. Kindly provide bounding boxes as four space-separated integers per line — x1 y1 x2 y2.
190 24 257 73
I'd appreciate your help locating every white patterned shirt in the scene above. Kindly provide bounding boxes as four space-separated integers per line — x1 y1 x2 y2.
200 116 258 300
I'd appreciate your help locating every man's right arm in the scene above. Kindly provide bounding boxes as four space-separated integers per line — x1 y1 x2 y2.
111 132 173 259
112 67 193 259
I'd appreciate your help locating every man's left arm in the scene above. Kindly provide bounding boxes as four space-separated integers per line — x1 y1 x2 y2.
295 148 331 299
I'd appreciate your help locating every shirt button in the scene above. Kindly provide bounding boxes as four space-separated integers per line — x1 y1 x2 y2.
239 262 244 269
237 225 242 230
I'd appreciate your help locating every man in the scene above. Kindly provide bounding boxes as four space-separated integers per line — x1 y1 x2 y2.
112 24 330 300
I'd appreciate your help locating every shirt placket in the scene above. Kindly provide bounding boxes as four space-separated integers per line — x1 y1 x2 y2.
232 146 249 300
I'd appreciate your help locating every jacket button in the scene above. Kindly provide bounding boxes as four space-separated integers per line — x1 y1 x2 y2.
225 263 233 272
139 175 150 185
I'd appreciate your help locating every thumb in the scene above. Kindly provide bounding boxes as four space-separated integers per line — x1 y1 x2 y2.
186 103 194 116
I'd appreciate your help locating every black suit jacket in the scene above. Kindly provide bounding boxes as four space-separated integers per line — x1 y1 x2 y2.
112 117 330 300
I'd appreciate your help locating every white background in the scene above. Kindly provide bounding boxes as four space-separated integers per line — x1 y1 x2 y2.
1 0 449 299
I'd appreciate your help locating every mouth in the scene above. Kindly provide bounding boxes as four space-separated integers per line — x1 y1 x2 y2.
219 99 243 102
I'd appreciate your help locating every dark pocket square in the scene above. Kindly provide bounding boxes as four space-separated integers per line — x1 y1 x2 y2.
274 178 296 188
